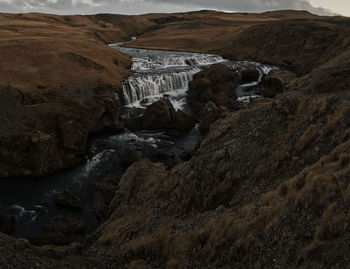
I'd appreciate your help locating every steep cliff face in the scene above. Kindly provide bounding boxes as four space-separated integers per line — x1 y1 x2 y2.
0 13 138 177
89 95 350 268
0 83 124 177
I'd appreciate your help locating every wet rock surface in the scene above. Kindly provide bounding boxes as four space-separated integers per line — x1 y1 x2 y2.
0 83 124 178
54 191 82 210
240 68 260 83
125 98 195 137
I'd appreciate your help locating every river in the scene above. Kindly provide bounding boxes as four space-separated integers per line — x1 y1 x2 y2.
0 40 275 239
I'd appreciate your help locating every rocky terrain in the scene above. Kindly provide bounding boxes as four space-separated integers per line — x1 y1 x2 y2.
1 9 350 269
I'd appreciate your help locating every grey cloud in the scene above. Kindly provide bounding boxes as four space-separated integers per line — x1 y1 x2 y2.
0 0 334 15
148 0 333 15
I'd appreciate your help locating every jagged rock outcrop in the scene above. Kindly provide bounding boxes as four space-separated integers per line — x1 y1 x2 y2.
0 83 124 177
188 64 239 115
90 95 350 268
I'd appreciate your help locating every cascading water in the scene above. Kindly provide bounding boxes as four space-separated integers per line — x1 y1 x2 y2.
109 43 231 112
110 41 277 111
122 68 200 106
131 54 226 71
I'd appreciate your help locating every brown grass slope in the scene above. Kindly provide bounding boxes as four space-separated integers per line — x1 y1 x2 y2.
127 10 350 75
0 12 159 177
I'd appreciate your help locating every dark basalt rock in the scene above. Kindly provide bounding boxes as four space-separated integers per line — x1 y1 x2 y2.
141 99 175 130
261 76 284 98
0 83 124 178
54 190 82 210
240 68 260 84
125 99 195 137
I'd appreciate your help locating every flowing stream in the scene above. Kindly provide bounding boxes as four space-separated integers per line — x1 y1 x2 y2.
0 39 276 239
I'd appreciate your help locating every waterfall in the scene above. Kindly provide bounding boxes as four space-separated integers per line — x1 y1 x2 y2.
123 68 200 105
109 41 277 109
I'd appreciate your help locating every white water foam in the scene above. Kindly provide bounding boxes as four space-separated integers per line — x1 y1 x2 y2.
10 205 39 222
132 54 226 71
114 133 162 148
82 149 116 177
122 68 200 105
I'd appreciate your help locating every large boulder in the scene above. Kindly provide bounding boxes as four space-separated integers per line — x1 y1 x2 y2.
54 190 82 210
125 99 195 137
188 64 240 115
240 68 260 84
141 99 176 130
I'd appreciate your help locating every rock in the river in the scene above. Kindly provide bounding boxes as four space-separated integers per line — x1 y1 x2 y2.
188 64 239 115
141 99 175 130
125 99 195 137
240 68 260 83
167 110 195 137
54 190 82 210
120 148 142 169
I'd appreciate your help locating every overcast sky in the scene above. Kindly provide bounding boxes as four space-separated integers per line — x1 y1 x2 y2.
0 0 348 16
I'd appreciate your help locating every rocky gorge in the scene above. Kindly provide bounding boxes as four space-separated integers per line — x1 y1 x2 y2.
1 9 350 269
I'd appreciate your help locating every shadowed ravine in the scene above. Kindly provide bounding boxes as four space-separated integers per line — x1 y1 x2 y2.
0 41 274 241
